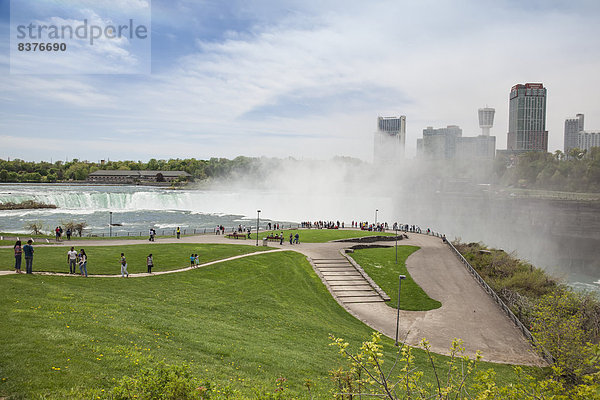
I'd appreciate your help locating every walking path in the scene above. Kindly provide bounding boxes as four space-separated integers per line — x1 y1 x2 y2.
0 232 544 365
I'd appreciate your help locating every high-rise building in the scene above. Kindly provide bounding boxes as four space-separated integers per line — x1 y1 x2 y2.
478 107 495 136
564 114 585 154
374 115 406 163
507 83 548 152
417 122 495 160
577 131 600 152
417 125 462 159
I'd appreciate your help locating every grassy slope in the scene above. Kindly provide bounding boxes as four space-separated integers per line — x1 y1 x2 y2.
0 243 267 274
0 251 522 399
349 246 442 311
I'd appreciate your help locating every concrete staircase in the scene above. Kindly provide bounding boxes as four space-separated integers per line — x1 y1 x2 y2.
312 258 386 304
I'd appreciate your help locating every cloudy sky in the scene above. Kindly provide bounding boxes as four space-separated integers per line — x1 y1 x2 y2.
1 0 599 162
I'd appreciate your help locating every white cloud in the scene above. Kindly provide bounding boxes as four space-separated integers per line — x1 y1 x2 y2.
2 1 600 160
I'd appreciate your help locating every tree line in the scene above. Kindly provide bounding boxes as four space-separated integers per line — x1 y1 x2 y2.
0 156 262 183
495 147 600 192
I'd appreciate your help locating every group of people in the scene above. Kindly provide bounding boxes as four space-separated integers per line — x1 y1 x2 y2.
66 246 88 276
13 240 34 274
189 253 200 268
54 226 73 241
12 241 158 277
301 221 344 229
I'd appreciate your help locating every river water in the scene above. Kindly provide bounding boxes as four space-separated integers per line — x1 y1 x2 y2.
0 183 598 291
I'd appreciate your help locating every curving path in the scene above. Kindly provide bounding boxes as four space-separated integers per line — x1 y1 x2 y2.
0 232 544 365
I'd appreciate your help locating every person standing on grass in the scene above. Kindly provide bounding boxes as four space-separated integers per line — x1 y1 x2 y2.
78 249 88 277
14 240 22 274
120 253 129 278
147 254 153 274
194 253 200 267
23 239 34 274
67 246 78 274
190 253 195 268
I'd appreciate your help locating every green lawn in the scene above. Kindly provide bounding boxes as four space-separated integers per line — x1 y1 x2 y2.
249 228 396 243
349 246 442 311
0 243 267 274
0 251 530 399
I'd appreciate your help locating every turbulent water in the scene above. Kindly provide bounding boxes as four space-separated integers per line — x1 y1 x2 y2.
0 183 391 236
0 183 598 291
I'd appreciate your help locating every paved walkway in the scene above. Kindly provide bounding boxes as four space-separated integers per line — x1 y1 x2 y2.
0 232 544 365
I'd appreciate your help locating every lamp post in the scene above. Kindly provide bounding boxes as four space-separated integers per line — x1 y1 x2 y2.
395 275 407 346
109 212 113 237
375 209 378 226
256 210 261 246
395 226 398 264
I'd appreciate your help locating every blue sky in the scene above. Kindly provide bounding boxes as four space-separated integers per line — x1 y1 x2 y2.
1 0 600 161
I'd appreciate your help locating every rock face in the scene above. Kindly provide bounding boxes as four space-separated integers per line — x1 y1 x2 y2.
0 200 57 210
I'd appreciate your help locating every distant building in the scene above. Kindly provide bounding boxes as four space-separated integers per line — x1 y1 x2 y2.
417 121 495 161
564 114 585 154
88 170 191 184
455 136 496 159
418 125 462 159
478 107 495 137
374 116 406 163
577 131 600 153
507 83 548 152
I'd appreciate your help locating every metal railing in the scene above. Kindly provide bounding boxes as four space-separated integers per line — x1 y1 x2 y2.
87 224 301 238
445 240 554 364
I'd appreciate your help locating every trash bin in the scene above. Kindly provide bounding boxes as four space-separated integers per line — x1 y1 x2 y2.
262 238 268 246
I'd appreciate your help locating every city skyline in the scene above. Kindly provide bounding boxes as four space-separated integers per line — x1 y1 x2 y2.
1 1 600 161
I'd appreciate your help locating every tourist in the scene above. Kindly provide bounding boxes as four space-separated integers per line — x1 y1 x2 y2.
67 246 78 274
294 233 300 244
13 240 22 274
194 253 200 267
147 253 153 273
23 239 34 274
279 232 284 245
66 228 72 240
120 253 129 277
176 227 181 239
149 228 154 242
190 253 195 268
55 226 60 241
289 233 293 245
78 249 88 277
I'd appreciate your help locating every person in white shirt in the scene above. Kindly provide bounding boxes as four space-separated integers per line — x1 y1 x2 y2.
67 247 78 274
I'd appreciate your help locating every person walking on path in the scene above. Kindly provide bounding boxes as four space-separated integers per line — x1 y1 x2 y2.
190 253 195 268
289 233 293 245
120 253 129 278
13 240 22 274
147 254 153 274
176 227 181 239
67 247 78 274
294 233 300 244
23 240 34 274
194 253 200 267
279 232 284 245
78 249 88 277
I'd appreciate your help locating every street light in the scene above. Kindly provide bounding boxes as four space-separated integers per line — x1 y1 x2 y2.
109 212 113 237
395 275 407 346
395 226 398 264
375 209 379 226
256 210 261 246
